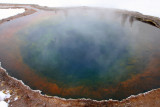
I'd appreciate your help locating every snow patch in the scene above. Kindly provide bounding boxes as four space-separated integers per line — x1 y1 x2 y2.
0 9 25 20
0 90 11 107
0 101 8 107
0 90 11 101
14 96 18 101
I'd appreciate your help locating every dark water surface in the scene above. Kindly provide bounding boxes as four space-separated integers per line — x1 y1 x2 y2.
0 8 160 100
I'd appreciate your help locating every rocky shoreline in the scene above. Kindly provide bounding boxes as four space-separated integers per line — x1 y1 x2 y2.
0 4 160 107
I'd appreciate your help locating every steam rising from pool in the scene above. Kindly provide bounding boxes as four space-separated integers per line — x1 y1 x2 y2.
0 8 160 100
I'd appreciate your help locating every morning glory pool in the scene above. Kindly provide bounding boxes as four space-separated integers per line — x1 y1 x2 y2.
0 8 160 100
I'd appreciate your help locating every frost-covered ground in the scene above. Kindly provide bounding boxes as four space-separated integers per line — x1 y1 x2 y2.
0 89 19 107
0 90 11 107
0 9 25 20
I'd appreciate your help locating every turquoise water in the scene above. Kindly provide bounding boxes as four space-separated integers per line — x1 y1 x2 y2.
0 8 160 100
20 14 133 87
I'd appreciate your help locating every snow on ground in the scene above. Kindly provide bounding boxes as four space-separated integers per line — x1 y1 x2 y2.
14 96 18 101
0 9 25 20
0 101 8 107
0 90 11 107
0 0 160 18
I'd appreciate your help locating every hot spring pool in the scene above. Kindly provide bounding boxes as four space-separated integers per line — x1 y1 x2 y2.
0 8 160 100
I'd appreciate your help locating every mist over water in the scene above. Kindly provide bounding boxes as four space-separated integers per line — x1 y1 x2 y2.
0 8 160 100
22 14 129 86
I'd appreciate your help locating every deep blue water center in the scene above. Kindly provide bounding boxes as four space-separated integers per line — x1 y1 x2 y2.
10 9 160 100
21 15 132 87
